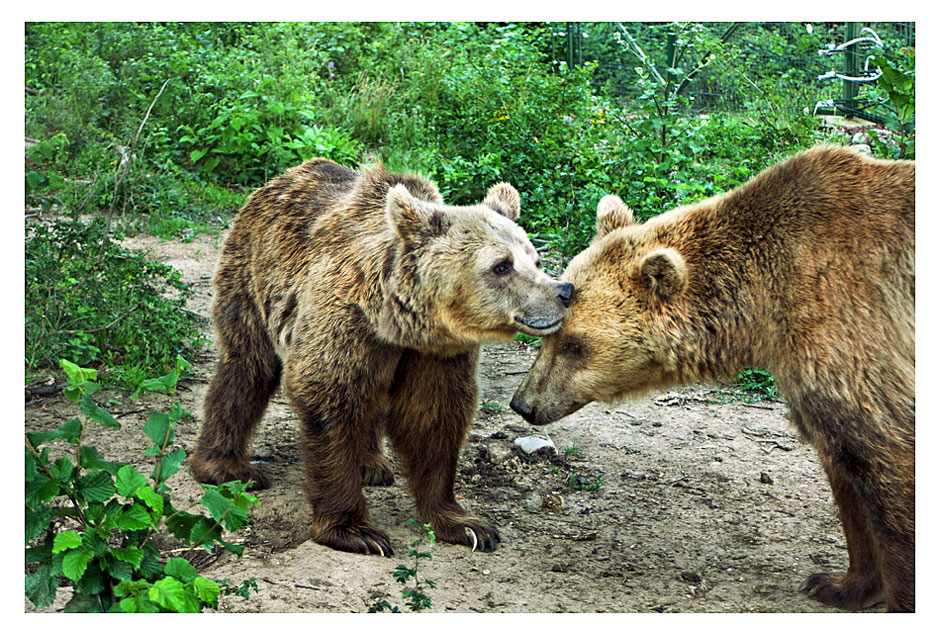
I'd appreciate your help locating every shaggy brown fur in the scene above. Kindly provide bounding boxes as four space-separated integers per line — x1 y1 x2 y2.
192 158 573 556
510 146 914 611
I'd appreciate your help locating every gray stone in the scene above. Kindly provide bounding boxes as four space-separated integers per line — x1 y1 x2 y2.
513 435 556 455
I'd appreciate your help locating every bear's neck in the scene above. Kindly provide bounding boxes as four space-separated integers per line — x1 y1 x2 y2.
654 188 797 381
371 245 478 356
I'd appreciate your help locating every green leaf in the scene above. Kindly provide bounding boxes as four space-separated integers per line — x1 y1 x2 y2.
25 507 52 544
106 558 133 582
79 446 123 475
27 417 84 447
77 471 115 503
131 358 189 400
149 577 194 612
201 487 248 531
153 448 186 484
25 561 57 609
62 548 94 582
112 547 144 569
136 485 164 519
194 576 220 604
25 475 61 508
190 147 207 163
53 530 83 554
63 591 103 612
59 358 98 386
142 411 172 453
164 557 197 582
80 395 121 429
73 559 107 594
48 456 74 482
117 503 151 531
115 465 148 498
164 509 200 543
138 545 165 580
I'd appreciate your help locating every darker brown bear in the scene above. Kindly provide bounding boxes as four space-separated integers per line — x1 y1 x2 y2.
511 146 914 611
191 158 573 556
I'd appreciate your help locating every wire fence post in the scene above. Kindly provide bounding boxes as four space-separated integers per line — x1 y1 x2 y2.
842 22 860 107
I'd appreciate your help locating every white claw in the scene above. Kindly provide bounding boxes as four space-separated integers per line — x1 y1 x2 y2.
466 527 479 552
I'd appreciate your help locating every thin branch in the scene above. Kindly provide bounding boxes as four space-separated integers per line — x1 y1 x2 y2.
96 78 171 268
59 305 139 335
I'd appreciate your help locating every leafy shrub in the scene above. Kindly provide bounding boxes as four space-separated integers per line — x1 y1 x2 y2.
24 218 207 388
25 359 257 612
178 82 364 185
869 45 915 158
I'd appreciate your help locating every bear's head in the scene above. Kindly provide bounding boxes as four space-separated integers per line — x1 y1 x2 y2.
381 182 573 352
510 195 689 425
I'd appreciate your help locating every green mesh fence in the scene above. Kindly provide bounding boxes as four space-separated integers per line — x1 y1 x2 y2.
550 22 915 117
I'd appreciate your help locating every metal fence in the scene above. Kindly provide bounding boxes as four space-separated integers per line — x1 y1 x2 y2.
551 22 915 118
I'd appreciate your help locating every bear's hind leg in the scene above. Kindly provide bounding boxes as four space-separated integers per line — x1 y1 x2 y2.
801 452 885 610
387 349 500 552
191 292 281 491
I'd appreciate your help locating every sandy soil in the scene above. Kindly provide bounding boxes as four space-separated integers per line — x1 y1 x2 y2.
25 229 877 613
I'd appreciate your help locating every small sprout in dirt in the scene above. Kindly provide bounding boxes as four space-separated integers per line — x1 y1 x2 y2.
564 442 583 459
548 465 561 474
218 577 259 601
482 399 503 411
368 599 400 613
568 472 604 492
370 519 437 612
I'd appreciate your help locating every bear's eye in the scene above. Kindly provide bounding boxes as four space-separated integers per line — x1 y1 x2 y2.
562 342 582 356
492 260 513 276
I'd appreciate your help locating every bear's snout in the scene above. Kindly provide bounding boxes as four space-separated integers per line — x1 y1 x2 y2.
555 282 574 308
509 394 536 424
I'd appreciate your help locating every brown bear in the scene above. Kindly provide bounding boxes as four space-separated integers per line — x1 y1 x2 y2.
191 158 573 556
510 146 914 612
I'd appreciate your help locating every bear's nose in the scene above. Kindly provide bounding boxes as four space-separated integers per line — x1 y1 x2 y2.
510 395 536 423
555 282 574 308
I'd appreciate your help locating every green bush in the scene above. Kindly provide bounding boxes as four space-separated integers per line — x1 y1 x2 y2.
25 218 207 388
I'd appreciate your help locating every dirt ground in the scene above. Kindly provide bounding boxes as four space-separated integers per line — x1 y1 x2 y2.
25 228 879 614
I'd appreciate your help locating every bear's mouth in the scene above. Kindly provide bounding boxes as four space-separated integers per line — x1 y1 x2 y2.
514 316 563 335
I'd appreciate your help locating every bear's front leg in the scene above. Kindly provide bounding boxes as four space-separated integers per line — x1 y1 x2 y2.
282 332 401 557
387 349 500 552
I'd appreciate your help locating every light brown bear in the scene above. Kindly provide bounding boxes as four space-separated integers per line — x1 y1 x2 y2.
510 146 914 611
191 158 573 556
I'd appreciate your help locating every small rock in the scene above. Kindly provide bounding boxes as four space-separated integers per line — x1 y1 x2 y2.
651 421 663 428
760 472 774 485
524 491 542 513
542 492 565 511
487 442 513 465
513 435 556 456
680 571 701 584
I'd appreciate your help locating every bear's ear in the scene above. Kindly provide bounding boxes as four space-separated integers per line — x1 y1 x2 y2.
386 184 445 240
483 182 520 221
596 195 634 237
641 248 687 300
